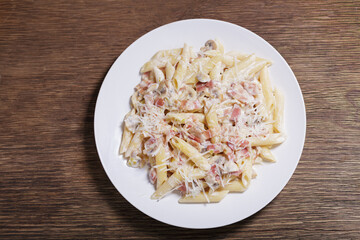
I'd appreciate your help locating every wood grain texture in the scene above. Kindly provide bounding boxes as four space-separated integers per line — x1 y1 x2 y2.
0 0 359 239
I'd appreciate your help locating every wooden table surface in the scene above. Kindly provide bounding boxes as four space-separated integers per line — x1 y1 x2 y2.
1 1 359 239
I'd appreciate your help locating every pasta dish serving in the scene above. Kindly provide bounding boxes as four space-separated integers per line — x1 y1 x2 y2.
119 39 285 203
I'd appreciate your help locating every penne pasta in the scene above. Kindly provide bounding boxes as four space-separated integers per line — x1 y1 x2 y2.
273 88 285 133
171 137 211 172
140 48 182 73
247 133 286 147
173 60 187 89
119 39 285 203
152 48 182 61
119 126 133 154
240 161 253 189
155 145 168 189
215 39 224 55
173 44 190 89
125 131 143 158
222 54 255 81
178 190 229 203
153 66 165 83
226 51 272 65
209 61 222 81
220 179 247 193
205 105 220 143
259 147 276 162
202 55 222 74
165 113 205 124
246 60 269 78
151 171 182 200
259 66 275 115
140 61 155 73
221 55 235 67
165 62 175 81
206 105 219 129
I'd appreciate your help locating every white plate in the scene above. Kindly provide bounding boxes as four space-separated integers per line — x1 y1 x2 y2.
94 19 306 229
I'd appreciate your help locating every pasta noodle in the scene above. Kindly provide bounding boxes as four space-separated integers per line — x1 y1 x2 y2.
155 145 168 188
119 40 286 203
178 190 229 203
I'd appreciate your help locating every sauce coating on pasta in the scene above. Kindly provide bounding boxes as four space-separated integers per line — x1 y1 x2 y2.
119 40 285 203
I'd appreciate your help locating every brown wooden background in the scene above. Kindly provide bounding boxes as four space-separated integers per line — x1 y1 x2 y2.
0 0 359 239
